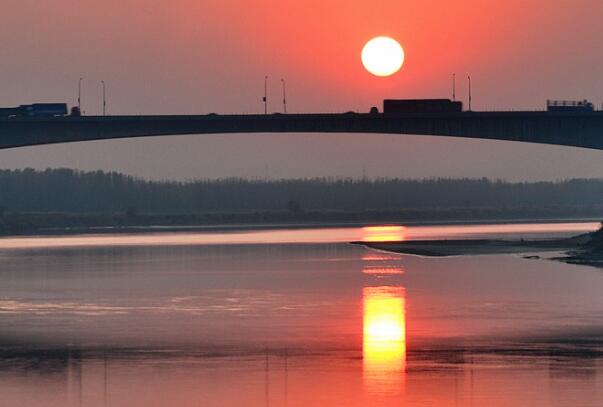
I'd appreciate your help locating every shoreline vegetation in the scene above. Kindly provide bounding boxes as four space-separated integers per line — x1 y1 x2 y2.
354 225 603 268
0 211 601 237
1 168 603 235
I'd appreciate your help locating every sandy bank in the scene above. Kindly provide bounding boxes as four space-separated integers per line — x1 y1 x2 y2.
353 227 603 267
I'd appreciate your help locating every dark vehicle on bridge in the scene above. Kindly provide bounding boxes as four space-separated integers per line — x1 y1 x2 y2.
0 103 69 118
0 107 21 118
383 99 463 115
547 100 594 112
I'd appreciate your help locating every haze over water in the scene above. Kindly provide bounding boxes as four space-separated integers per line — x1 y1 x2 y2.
2 222 603 406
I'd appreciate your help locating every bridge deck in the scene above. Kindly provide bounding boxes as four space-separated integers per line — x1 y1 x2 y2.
1 111 603 150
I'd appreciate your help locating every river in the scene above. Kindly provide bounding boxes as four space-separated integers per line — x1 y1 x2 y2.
1 222 602 406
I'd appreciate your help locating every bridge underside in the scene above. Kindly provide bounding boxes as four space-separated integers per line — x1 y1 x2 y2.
1 112 603 150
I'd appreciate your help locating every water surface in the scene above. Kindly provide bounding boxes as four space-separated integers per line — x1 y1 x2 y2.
1 222 603 406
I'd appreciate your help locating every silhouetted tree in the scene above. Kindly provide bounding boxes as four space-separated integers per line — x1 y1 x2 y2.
0 168 602 214
286 200 303 214
126 206 139 217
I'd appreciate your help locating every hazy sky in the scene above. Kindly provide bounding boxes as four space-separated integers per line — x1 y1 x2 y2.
1 0 603 180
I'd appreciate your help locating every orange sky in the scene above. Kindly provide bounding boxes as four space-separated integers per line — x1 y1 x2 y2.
1 0 603 180
3 0 602 113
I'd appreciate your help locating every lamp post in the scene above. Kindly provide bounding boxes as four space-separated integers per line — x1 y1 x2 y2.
263 76 268 115
78 77 84 112
452 73 456 101
281 79 287 114
467 75 472 111
101 81 106 116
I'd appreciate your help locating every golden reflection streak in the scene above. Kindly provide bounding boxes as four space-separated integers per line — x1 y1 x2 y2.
363 286 406 396
362 226 406 242
362 253 404 275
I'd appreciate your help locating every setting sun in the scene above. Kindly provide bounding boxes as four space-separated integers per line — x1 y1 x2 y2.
361 37 405 77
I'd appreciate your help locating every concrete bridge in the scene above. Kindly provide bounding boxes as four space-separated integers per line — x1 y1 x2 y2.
1 111 603 150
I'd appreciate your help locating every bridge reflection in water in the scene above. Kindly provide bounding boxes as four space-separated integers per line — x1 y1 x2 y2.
363 286 407 396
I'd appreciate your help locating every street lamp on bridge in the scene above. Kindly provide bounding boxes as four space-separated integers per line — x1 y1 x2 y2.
281 79 287 114
467 75 472 111
78 77 84 113
263 76 268 115
101 81 107 116
452 73 456 102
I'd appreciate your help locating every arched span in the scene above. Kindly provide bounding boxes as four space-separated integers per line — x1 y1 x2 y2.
1 112 603 150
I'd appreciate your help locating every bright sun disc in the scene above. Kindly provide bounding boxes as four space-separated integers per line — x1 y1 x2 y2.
362 37 404 77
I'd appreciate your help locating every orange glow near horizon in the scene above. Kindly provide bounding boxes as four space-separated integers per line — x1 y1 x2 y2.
208 0 555 103
6 0 594 117
362 226 406 243
363 286 407 395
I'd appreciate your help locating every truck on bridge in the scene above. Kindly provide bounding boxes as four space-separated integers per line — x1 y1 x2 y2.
547 100 594 112
383 99 463 115
0 103 69 118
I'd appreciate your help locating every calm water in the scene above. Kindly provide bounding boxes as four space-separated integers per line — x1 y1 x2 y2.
1 222 603 406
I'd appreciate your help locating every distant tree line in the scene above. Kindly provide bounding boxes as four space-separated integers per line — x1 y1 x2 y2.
1 168 603 214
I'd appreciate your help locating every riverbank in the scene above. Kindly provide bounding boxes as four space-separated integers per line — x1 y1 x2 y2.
0 208 601 236
354 225 603 268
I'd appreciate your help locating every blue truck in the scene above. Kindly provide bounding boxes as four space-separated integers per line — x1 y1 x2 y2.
0 103 69 118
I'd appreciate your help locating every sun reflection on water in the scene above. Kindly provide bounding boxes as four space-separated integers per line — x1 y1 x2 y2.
362 252 405 275
363 286 406 396
362 226 406 243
